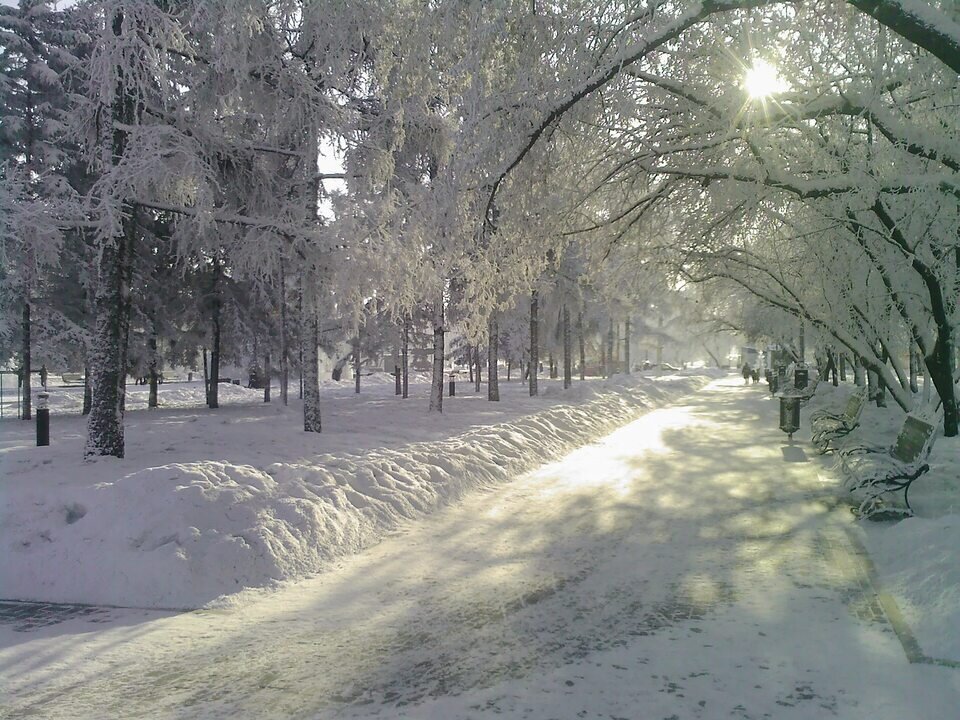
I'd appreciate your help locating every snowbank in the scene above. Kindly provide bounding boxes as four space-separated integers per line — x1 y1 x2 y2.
863 516 960 660
1 373 716 609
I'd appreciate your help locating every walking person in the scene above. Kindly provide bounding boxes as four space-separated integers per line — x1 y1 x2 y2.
742 363 751 385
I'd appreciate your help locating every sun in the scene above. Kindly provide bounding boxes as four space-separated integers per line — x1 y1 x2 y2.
742 60 786 99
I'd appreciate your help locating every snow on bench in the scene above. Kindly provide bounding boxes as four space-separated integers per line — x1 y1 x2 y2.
837 413 937 519
60 373 85 387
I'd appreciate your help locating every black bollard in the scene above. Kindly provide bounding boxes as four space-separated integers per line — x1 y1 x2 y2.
448 372 456 397
36 391 50 447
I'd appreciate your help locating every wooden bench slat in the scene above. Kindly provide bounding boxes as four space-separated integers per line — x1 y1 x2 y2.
891 416 935 465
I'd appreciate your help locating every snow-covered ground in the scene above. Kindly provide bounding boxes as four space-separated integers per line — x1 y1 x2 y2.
1 377 957 720
0 370 716 609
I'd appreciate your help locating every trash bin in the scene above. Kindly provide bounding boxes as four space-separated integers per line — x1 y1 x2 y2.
779 395 800 440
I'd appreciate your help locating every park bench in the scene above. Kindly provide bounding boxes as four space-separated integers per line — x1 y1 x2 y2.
810 387 867 454
837 413 937 519
61 373 85 387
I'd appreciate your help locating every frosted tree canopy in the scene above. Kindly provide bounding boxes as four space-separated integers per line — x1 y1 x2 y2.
2 0 958 456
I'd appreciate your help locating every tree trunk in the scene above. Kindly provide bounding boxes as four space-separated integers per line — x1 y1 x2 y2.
21 299 31 420
474 345 482 393
600 339 607 378
84 10 139 459
279 260 289 406
549 353 556 379
82 363 92 416
875 346 888 407
203 348 209 399
529 291 539 397
607 319 615 375
264 351 271 403
147 324 159 409
354 332 361 394
839 353 847 382
867 362 883 406
392 329 401 396
488 313 500 401
925 338 958 436
402 315 410 399
507 359 512 381
468 346 474 383
303 293 321 432
429 296 445 412
207 259 221 410
909 344 919 394
298 273 304 400
624 317 631 374
615 321 621 368
872 198 957 434
927 300 956 436
563 304 572 389
578 311 586 380
84 203 135 458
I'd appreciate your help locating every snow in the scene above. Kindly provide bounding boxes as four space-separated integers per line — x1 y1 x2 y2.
863 515 960 660
2 376 957 719
0 371 717 609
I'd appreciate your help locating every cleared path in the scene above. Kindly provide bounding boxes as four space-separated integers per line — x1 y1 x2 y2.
1 377 957 719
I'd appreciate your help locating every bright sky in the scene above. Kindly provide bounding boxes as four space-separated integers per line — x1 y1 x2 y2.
743 59 788 98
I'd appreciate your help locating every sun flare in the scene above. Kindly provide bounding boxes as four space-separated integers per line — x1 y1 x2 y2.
743 60 786 99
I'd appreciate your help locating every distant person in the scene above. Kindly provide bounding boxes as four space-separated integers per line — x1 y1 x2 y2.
742 363 751 384
751 369 759 384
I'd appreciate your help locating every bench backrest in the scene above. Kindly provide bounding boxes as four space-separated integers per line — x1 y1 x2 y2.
843 388 868 421
891 415 936 465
